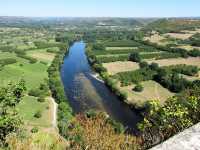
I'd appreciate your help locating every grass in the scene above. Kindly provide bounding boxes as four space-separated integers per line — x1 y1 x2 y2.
17 96 52 127
147 57 200 68
103 61 140 75
119 80 174 108
27 48 56 64
0 62 48 90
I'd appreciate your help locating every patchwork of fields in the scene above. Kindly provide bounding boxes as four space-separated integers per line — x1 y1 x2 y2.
92 36 200 107
0 27 61 131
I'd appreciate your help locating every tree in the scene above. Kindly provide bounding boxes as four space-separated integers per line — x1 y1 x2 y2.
129 52 141 62
133 84 144 92
0 80 26 145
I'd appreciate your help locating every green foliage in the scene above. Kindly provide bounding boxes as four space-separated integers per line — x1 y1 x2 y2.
0 80 26 146
37 97 45 103
116 68 156 85
138 85 200 149
34 111 42 118
188 49 200 57
0 58 17 66
129 52 141 62
134 84 144 92
92 43 105 51
31 127 39 133
47 39 73 137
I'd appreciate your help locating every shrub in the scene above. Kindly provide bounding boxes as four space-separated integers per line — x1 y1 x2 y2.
134 84 144 92
37 97 45 103
34 111 42 118
0 58 17 66
149 63 159 71
31 127 39 133
129 52 141 62
28 88 43 97
139 61 148 68
92 43 105 51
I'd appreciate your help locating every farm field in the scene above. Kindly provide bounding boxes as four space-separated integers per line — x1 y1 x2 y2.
27 48 57 64
106 47 138 50
147 57 200 67
102 61 139 75
164 32 193 40
17 96 52 127
144 34 169 45
0 27 60 135
119 80 174 107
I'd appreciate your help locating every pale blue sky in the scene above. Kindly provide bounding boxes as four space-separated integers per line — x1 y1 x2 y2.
0 0 199 17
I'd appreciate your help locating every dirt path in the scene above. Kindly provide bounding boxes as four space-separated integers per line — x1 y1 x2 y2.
48 97 57 129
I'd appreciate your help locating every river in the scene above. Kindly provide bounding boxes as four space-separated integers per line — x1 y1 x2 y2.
61 41 141 133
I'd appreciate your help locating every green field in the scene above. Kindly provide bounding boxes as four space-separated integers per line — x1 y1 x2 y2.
120 80 174 107
17 96 52 127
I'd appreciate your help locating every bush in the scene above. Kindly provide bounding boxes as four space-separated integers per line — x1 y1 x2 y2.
149 63 159 71
139 61 148 68
31 127 39 133
0 58 17 66
92 43 105 51
34 111 42 118
37 97 45 103
28 88 43 97
134 84 144 92
129 52 141 62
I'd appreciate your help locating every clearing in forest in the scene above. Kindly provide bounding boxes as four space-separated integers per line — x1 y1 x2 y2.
103 61 139 75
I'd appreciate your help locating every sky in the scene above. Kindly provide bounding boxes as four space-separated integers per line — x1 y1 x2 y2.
0 0 199 18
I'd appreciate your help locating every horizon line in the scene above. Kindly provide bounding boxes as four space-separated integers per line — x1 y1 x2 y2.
0 15 200 19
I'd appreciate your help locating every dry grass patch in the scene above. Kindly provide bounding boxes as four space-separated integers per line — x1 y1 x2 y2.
182 28 200 34
164 33 193 40
120 80 174 108
144 34 168 45
181 71 200 81
28 51 55 62
103 61 139 75
147 57 200 67
176 45 200 51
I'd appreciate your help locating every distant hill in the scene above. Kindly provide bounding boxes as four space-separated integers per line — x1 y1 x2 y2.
144 18 200 33
0 16 143 28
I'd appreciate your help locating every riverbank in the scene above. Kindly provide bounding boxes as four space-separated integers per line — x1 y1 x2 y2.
61 41 141 131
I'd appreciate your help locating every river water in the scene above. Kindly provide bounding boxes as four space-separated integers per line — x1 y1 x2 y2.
61 41 141 132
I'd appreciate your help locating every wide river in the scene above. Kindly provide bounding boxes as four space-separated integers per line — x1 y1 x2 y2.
61 41 141 132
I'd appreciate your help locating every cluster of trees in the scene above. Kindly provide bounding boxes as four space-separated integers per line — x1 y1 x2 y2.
92 43 105 51
138 84 200 149
0 45 15 53
186 33 200 47
47 40 73 136
116 62 198 93
0 58 17 66
16 53 37 64
154 70 191 92
116 67 156 86
28 81 49 103
164 64 199 76
34 41 65 49
86 48 128 101
188 49 200 57
0 80 26 146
